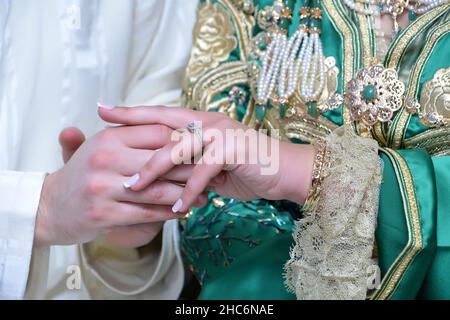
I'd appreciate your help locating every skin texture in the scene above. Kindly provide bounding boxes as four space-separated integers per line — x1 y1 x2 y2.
36 121 207 249
98 106 316 214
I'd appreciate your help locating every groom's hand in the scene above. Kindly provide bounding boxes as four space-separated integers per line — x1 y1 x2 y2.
35 122 201 248
58 127 165 248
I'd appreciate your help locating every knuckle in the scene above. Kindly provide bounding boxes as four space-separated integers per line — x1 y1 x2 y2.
183 183 197 200
84 176 108 196
140 208 155 221
146 184 164 202
88 151 112 170
96 128 116 144
85 206 106 224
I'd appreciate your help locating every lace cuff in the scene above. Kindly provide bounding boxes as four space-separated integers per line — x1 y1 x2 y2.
285 126 383 300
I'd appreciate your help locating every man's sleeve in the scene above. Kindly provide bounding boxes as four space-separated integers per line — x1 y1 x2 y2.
0 171 47 299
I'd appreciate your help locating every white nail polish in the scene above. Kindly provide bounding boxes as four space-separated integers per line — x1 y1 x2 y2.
97 102 115 109
123 173 140 189
172 199 183 213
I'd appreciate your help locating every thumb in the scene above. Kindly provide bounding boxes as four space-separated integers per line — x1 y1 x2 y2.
59 127 86 163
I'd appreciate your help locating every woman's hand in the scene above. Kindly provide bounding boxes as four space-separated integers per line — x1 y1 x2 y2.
98 106 316 213
36 123 207 248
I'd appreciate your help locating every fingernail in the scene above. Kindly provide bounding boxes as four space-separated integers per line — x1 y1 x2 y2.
172 199 183 213
123 173 140 189
97 102 115 110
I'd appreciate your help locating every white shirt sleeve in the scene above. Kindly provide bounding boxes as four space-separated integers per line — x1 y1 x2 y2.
0 171 46 299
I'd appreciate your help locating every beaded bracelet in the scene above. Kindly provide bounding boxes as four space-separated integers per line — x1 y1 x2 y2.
302 139 332 215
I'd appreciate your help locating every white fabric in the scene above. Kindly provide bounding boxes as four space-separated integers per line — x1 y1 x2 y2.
0 0 197 299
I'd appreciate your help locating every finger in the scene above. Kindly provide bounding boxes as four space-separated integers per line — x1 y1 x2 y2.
105 222 163 249
111 203 185 226
59 127 86 163
163 164 195 183
98 105 209 129
127 131 203 191
97 148 153 176
172 160 223 213
98 148 193 180
115 180 185 205
111 124 174 150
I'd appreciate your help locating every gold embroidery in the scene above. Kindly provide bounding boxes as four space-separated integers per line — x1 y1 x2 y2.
221 0 255 60
323 0 359 126
420 66 450 123
389 21 450 148
191 61 249 111
356 11 375 68
185 1 238 85
372 148 423 300
385 4 449 70
404 126 450 156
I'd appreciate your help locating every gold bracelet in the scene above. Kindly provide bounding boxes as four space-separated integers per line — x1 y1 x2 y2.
302 139 332 215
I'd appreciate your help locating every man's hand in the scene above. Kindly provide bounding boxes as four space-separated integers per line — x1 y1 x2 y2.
58 127 166 248
35 122 205 248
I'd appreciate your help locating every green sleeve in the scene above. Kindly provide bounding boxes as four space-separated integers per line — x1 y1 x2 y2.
374 149 449 299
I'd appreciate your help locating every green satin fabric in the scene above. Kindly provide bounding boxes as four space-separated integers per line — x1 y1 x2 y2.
377 150 450 299
198 232 295 300
418 156 450 299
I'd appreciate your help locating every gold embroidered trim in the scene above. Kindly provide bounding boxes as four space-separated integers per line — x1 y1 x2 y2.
389 21 450 148
356 10 376 68
404 126 450 156
372 148 423 300
284 117 339 143
191 61 248 111
385 4 450 70
221 0 255 60
357 9 385 141
323 0 359 126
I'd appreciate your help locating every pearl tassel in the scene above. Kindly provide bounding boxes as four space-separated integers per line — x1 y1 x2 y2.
299 33 325 102
278 29 307 101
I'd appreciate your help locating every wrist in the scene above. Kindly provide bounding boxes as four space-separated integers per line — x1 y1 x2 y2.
277 142 316 205
34 173 57 247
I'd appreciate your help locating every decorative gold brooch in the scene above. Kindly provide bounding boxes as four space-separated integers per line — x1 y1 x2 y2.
329 64 448 128
344 64 405 127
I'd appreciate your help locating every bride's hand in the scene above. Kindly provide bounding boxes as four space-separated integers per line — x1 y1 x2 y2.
99 106 316 213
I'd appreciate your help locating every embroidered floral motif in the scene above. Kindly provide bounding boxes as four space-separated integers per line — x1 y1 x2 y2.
419 66 450 127
185 1 237 85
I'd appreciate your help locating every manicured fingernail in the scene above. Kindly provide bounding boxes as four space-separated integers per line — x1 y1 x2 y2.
172 199 183 213
123 173 140 189
97 102 115 109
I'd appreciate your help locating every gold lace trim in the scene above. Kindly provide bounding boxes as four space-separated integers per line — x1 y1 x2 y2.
285 126 382 299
